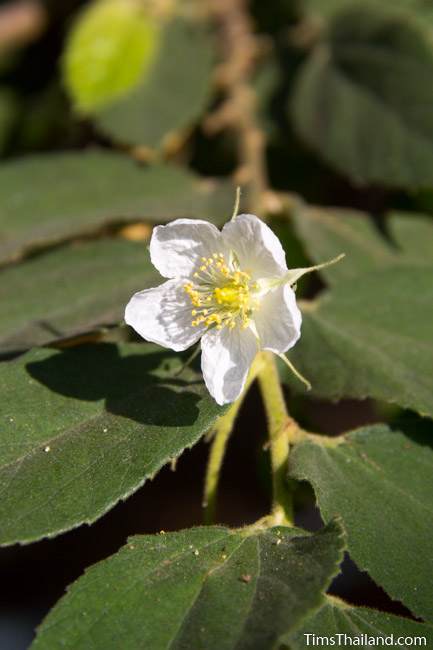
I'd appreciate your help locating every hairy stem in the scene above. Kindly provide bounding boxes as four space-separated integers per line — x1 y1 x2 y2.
203 356 263 524
258 352 299 526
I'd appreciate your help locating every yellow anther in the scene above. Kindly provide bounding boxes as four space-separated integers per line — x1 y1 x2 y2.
184 250 261 333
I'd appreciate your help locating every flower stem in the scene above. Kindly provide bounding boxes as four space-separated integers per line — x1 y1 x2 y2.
203 356 263 525
258 352 298 526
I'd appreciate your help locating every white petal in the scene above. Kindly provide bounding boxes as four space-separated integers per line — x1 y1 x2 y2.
254 285 302 354
201 326 259 405
222 214 288 279
150 219 224 278
125 280 204 352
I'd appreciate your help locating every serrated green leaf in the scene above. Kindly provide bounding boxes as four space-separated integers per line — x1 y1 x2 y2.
95 17 214 148
0 238 158 352
287 266 433 417
63 0 160 112
292 206 433 284
288 597 433 648
289 424 433 621
291 5 433 188
0 150 233 264
0 343 224 545
31 520 345 649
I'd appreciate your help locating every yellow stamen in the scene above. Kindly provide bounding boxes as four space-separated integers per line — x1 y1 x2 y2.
184 251 258 332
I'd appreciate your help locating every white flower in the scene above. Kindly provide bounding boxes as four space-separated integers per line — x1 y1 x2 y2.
125 213 343 405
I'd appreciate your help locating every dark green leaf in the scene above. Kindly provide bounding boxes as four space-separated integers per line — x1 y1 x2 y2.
0 150 233 264
0 343 224 545
32 520 345 649
291 5 433 188
289 597 433 648
96 17 214 149
288 266 433 417
289 424 433 621
0 238 158 352
292 206 433 284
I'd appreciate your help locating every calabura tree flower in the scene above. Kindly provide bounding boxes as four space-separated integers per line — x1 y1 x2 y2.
125 212 343 405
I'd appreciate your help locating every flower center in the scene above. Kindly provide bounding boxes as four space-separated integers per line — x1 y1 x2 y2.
184 252 259 330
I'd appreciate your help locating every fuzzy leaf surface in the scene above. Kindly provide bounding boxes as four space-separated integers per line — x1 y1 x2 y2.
292 6 433 188
287 266 433 417
0 151 232 263
289 598 433 647
0 343 224 545
289 424 433 621
32 521 345 649
292 207 433 284
0 238 158 352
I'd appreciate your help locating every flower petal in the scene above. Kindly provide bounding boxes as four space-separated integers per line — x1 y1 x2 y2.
150 219 224 279
125 280 204 352
254 285 301 354
222 214 288 279
201 326 259 405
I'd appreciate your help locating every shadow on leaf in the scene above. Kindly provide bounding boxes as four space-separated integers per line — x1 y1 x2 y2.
26 343 205 427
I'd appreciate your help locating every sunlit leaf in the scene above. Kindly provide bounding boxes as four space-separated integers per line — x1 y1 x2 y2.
95 17 214 148
32 521 345 649
63 0 160 112
0 343 224 545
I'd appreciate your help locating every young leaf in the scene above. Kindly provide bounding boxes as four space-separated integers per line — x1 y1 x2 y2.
95 17 214 148
0 151 233 264
289 424 433 621
287 266 433 417
0 343 225 545
63 0 160 112
0 238 158 352
292 207 433 284
291 5 433 188
31 521 345 649
288 597 433 648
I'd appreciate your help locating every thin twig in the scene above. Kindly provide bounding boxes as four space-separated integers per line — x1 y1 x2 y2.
205 0 268 214
0 0 47 53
